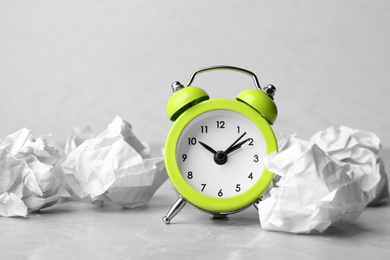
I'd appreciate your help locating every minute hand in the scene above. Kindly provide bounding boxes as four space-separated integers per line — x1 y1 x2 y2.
223 132 246 155
224 138 253 155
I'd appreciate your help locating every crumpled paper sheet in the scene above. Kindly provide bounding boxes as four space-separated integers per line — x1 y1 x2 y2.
258 124 390 234
0 192 27 217
0 128 68 217
53 116 167 208
311 126 388 206
64 126 93 154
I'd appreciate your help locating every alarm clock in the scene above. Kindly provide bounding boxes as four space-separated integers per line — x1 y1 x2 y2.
162 65 278 224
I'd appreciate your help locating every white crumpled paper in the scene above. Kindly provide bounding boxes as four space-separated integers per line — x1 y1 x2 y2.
311 126 388 205
64 126 93 154
0 192 27 217
258 125 388 234
53 116 167 208
0 128 68 217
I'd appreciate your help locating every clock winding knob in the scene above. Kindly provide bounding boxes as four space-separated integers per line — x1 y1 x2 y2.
263 84 276 99
171 81 185 93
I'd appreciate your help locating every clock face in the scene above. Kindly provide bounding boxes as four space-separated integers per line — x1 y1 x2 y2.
176 109 267 199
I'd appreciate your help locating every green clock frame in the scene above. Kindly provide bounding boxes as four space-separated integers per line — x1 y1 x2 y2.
164 98 278 213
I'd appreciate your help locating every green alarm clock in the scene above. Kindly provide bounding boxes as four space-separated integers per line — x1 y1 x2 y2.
163 65 278 224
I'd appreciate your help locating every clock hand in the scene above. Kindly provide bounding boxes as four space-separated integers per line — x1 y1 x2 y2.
223 132 247 155
225 138 253 155
199 141 217 154
199 133 250 165
199 141 228 165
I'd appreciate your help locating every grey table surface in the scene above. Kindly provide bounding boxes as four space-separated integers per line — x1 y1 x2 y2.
1 149 389 260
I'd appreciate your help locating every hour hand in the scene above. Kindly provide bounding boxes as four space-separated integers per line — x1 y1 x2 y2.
225 138 253 155
199 141 217 155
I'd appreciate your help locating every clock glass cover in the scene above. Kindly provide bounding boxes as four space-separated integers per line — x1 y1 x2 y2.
176 109 267 199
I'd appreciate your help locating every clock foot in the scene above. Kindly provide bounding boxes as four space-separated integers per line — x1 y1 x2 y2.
253 196 263 211
211 214 229 220
162 195 187 224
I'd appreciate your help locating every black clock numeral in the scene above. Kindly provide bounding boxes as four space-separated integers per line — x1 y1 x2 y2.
235 184 241 192
216 120 225 129
253 155 259 162
248 138 254 146
200 126 208 133
237 126 241 133
248 172 253 180
218 189 223 197
187 171 193 179
182 154 187 162
188 137 197 145
201 183 206 192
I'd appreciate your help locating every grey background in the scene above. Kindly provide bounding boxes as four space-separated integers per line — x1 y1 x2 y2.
1 0 389 147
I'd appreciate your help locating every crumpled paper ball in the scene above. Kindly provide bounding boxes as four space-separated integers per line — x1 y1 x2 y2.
311 126 388 205
52 116 168 208
258 135 370 234
0 192 27 217
64 126 93 154
0 128 69 217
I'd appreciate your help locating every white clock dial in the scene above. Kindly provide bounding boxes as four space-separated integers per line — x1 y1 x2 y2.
176 109 267 198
